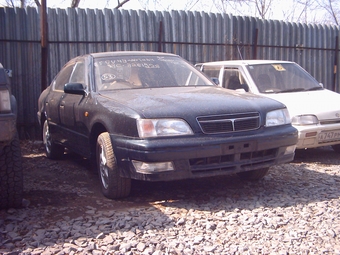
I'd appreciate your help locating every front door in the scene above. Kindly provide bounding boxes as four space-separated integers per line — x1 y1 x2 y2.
59 60 90 156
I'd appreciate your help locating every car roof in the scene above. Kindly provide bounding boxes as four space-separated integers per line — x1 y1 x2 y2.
199 60 294 66
88 51 178 59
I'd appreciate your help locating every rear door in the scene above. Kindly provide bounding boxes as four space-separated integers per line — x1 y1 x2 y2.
45 62 74 140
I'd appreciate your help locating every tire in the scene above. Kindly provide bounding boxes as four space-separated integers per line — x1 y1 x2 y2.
0 133 23 209
332 144 340 153
42 119 64 159
237 167 269 181
96 132 131 199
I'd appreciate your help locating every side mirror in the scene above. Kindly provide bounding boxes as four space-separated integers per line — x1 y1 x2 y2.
241 84 249 92
64 83 86 95
211 77 220 85
5 69 12 77
319 83 324 88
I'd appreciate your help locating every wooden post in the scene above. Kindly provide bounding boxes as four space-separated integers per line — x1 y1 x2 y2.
333 36 338 92
158 21 163 52
41 0 48 91
253 28 258 60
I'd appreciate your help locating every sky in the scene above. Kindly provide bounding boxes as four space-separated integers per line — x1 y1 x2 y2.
0 0 215 10
58 0 251 14
0 0 328 24
49 0 157 9
0 0 290 17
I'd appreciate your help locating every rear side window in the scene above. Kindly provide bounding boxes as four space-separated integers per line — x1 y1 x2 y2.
202 65 221 79
53 63 74 91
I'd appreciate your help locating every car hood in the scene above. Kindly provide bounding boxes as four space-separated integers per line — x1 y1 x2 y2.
263 89 340 120
98 86 284 119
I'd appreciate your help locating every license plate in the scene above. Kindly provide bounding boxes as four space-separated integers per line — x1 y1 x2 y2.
318 130 340 142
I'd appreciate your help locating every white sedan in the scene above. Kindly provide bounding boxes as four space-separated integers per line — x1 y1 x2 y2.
197 60 340 152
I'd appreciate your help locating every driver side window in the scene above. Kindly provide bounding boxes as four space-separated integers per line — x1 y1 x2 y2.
69 61 85 87
53 63 74 91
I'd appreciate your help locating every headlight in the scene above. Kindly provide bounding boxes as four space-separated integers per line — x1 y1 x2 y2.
0 90 11 112
291 115 318 125
266 109 291 127
137 119 193 138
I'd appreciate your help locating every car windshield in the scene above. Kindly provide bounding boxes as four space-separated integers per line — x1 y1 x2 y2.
94 55 213 91
246 63 322 93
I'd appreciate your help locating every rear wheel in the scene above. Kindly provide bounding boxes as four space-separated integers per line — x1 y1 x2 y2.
332 144 340 153
42 120 64 159
96 132 131 199
0 133 23 209
237 167 269 181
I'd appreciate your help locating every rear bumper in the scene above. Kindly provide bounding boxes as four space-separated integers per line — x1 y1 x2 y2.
111 125 298 181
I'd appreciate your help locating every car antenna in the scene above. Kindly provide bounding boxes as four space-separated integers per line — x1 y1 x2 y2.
237 45 244 60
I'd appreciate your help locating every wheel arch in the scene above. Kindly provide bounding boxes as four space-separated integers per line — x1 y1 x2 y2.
90 122 107 160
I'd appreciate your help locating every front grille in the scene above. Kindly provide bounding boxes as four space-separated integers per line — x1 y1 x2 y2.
189 148 277 175
197 112 260 134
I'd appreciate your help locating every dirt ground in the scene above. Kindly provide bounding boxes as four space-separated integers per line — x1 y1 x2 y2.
20 140 340 220
21 141 157 215
21 141 249 218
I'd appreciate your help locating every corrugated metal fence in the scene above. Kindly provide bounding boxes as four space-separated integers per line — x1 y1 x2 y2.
0 7 339 139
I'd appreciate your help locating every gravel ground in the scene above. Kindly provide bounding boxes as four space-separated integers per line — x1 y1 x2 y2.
0 141 340 255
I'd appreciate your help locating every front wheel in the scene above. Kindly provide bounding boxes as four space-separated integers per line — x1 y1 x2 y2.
42 120 64 159
237 168 269 181
96 132 131 199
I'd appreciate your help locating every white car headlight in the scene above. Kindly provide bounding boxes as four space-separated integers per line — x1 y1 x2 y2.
137 119 193 138
266 108 291 127
132 160 174 173
291 115 318 125
0 89 11 112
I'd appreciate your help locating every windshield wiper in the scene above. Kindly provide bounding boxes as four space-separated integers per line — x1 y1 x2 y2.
275 88 306 93
306 86 324 91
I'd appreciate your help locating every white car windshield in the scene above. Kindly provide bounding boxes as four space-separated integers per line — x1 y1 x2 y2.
94 55 213 91
247 63 323 94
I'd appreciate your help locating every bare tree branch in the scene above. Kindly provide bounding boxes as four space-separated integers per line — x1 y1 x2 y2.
252 0 273 19
71 0 80 8
314 0 339 24
322 0 339 24
328 0 339 25
183 0 200 11
34 0 41 7
4 0 16 7
115 0 130 9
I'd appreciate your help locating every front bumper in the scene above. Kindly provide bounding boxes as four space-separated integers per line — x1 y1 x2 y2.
295 123 340 149
0 113 17 149
111 125 298 181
